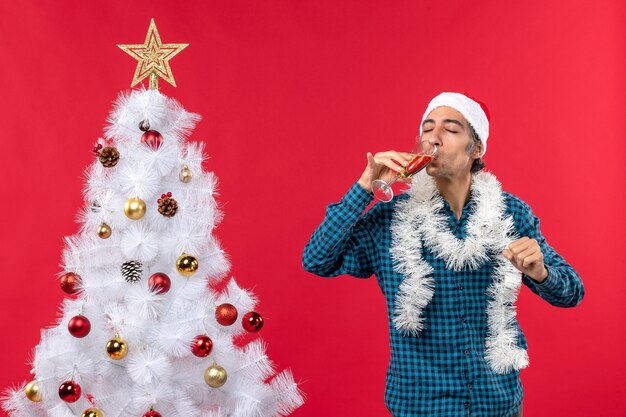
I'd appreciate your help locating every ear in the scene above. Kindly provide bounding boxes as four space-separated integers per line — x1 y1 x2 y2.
472 142 483 159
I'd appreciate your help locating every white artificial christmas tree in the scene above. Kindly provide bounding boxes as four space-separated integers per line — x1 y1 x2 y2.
2 21 303 417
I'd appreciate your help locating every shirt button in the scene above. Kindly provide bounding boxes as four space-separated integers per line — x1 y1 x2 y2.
464 402 470 408
464 349 470 355
458 284 464 290
459 316 466 323
467 383 473 389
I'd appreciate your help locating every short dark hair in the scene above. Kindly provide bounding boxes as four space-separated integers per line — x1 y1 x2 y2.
466 125 485 173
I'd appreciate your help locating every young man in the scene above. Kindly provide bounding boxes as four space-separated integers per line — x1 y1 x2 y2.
302 92 584 417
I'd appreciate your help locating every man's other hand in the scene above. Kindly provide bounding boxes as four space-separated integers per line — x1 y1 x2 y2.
503 237 548 282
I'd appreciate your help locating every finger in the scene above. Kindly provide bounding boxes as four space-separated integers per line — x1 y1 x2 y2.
395 152 414 165
509 240 538 257
502 248 513 261
367 152 399 174
375 151 413 166
372 156 404 173
508 237 530 251
373 150 398 158
508 237 531 251
521 251 543 268
513 246 536 266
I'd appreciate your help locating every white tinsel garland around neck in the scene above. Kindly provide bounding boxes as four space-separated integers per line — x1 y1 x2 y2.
389 170 529 373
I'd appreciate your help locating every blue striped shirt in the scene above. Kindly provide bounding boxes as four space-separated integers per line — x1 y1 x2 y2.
302 181 584 417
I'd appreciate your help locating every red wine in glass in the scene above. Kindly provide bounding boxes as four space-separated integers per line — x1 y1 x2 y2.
400 154 435 178
371 143 437 202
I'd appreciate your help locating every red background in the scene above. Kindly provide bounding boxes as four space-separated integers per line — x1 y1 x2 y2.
1 1 624 416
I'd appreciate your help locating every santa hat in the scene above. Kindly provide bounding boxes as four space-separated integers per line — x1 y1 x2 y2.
420 92 490 157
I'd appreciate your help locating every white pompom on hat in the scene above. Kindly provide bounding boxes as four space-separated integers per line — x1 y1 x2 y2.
420 92 490 157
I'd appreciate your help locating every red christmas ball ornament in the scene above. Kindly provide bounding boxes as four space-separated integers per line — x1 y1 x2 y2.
68 315 91 338
140 130 163 149
242 311 264 332
60 272 81 295
191 335 213 357
143 410 162 417
215 303 238 326
148 272 171 294
58 380 81 403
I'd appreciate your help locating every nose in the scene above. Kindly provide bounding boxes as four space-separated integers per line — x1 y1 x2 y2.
427 132 443 148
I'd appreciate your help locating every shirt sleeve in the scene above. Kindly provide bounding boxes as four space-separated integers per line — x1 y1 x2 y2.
508 194 585 307
302 182 379 278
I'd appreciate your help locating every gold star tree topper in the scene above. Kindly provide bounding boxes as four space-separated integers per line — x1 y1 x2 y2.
118 19 188 89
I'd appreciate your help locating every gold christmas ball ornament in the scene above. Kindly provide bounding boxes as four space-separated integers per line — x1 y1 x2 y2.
25 381 42 402
81 408 104 417
124 197 146 220
176 254 198 277
179 165 193 183
97 223 112 239
106 336 128 360
204 363 227 388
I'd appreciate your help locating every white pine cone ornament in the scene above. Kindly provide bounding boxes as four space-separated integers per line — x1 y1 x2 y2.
121 260 143 283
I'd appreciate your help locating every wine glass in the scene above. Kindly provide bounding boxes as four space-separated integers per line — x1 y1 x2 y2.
371 139 438 202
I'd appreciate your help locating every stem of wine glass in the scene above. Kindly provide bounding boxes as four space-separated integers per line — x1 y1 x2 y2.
385 174 400 188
